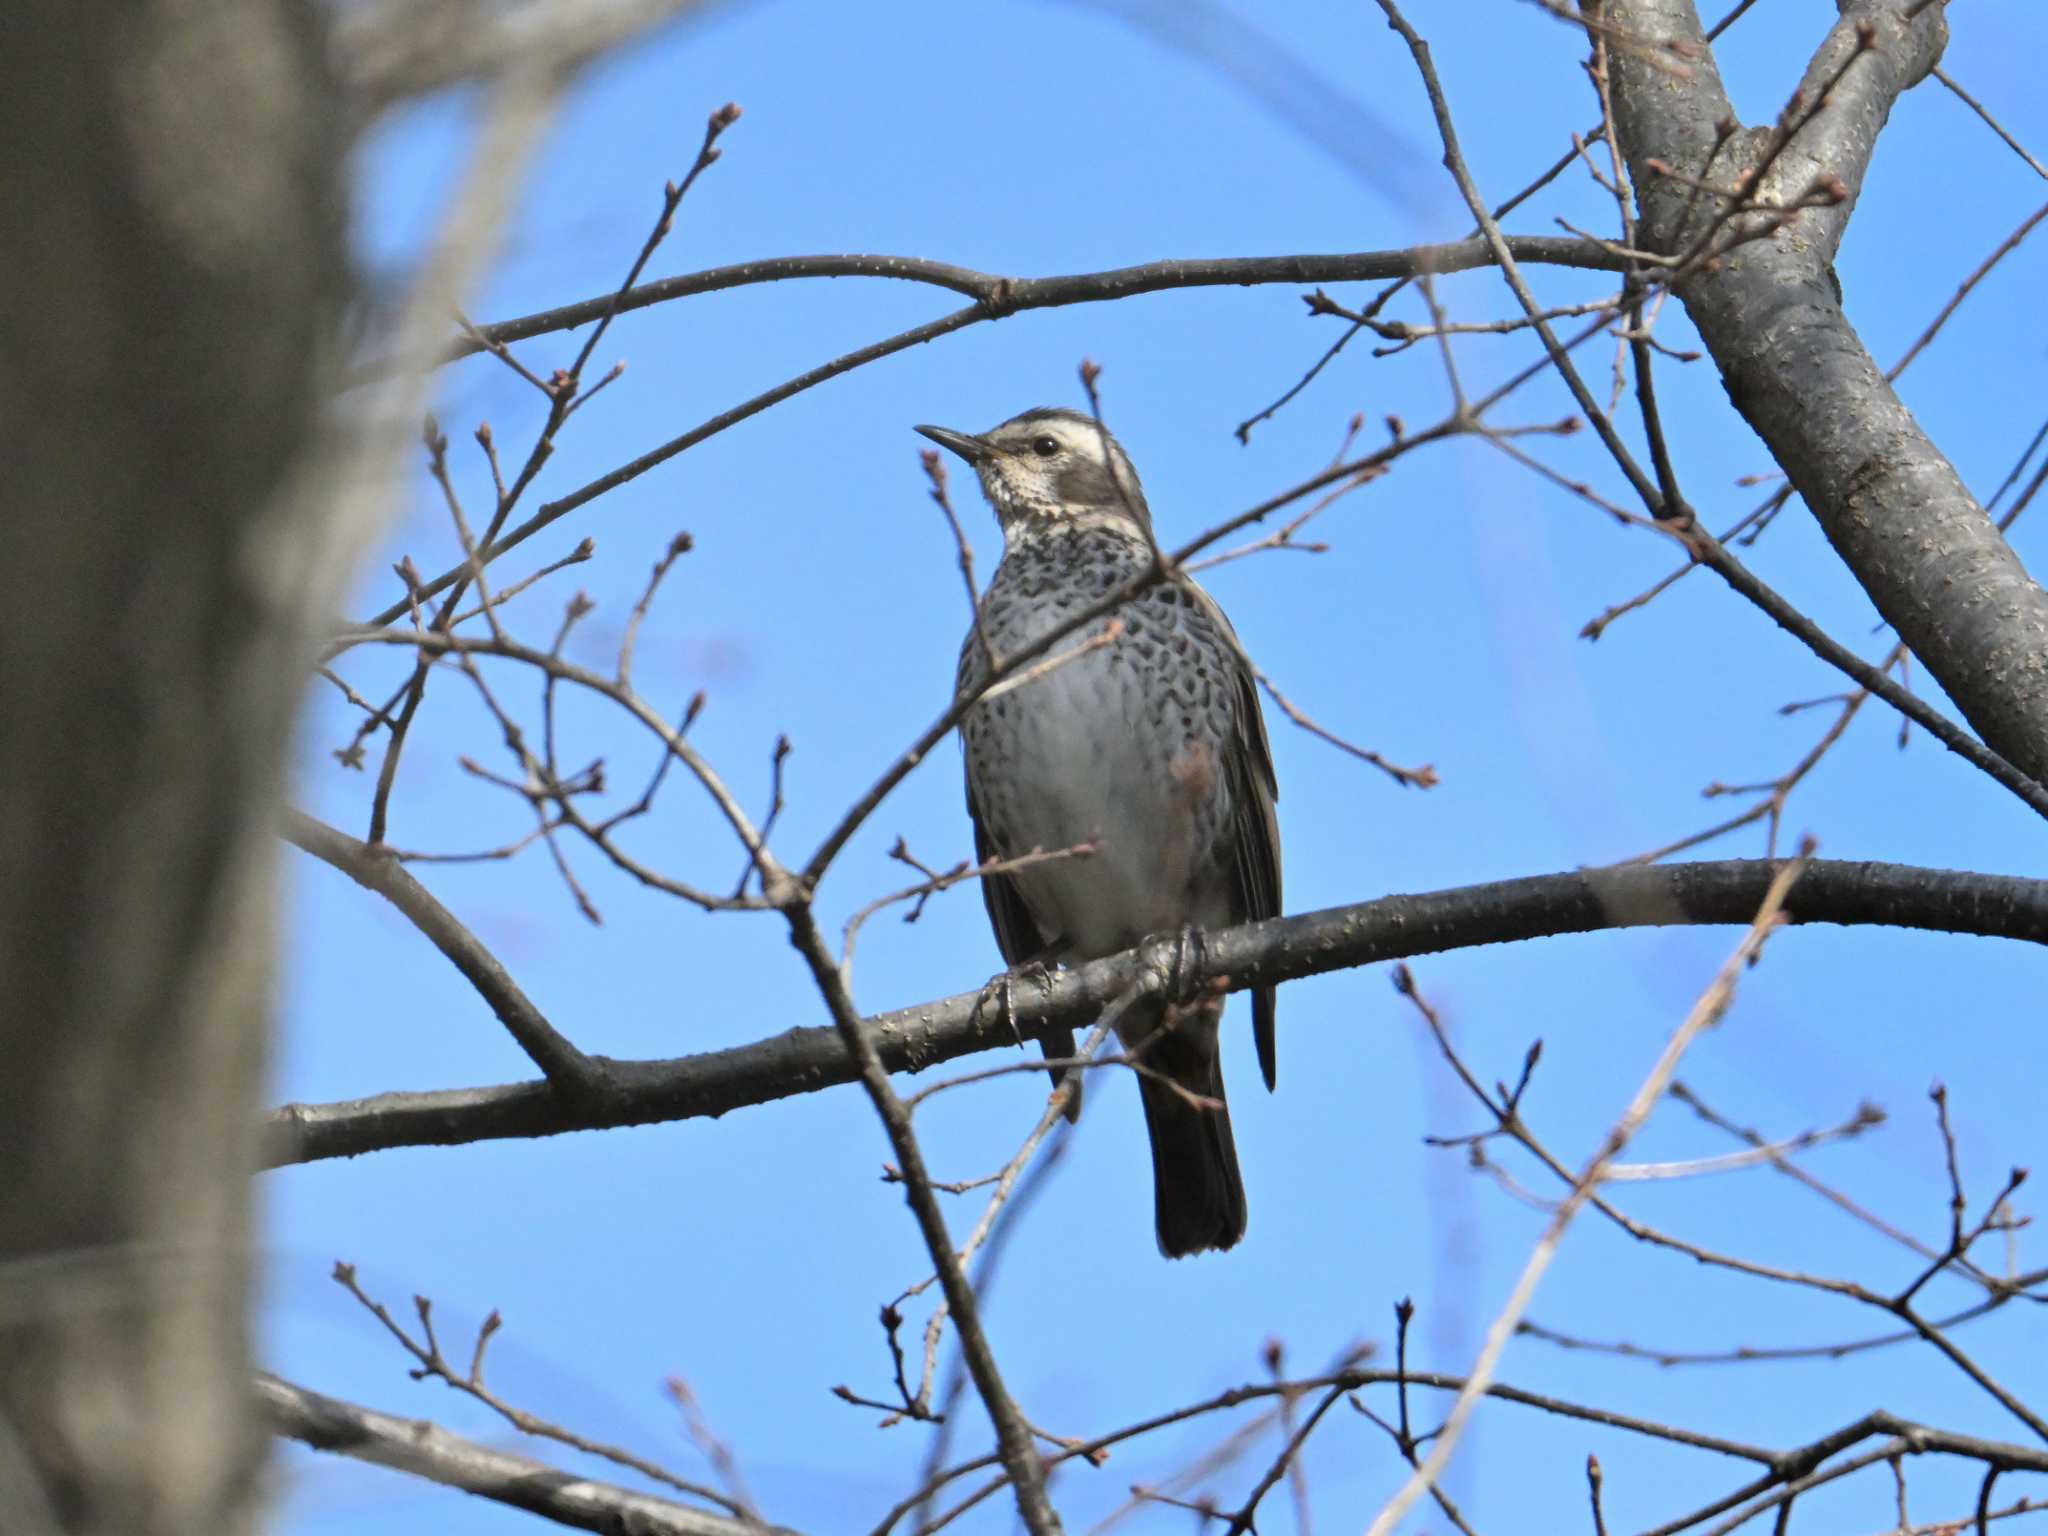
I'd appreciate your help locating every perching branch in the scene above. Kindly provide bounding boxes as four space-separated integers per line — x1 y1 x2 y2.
266 857 2048 1166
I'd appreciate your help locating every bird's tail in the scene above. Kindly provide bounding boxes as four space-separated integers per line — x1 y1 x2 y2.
1132 1004 1246 1258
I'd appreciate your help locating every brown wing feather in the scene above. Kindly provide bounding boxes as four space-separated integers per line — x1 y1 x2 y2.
1192 586 1284 1091
958 635 1054 967
966 773 1081 1118
968 784 1048 966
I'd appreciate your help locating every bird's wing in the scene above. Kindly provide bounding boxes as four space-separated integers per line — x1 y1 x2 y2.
956 630 1050 966
1192 583 1283 1091
966 777 1050 966
961 621 1081 1117
966 769 1082 1120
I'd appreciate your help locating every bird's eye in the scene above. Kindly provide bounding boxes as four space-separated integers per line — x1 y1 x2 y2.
1031 436 1060 457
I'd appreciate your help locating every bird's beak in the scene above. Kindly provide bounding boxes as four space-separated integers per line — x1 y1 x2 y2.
915 424 989 464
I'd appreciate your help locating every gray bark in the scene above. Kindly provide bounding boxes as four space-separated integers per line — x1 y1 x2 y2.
1603 0 2048 785
0 3 348 1531
266 858 2048 1166
259 1376 791 1536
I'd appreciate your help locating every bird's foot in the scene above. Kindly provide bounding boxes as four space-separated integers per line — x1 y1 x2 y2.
1153 923 1217 1017
1172 923 1208 1001
973 957 1057 1050
972 970 1024 1050
974 959 1081 1120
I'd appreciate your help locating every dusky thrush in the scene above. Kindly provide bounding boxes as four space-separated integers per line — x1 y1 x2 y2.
917 407 1282 1258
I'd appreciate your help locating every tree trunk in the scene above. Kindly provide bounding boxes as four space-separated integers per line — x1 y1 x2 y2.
0 3 348 1530
1601 0 2048 784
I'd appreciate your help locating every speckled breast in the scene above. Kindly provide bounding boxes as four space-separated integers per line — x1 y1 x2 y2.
959 527 1243 952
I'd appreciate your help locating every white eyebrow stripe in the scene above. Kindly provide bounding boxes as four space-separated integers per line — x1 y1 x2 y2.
997 419 1113 461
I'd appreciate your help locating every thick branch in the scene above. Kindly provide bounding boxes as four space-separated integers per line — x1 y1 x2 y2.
259 1373 791 1536
266 859 2048 1166
1604 0 2048 784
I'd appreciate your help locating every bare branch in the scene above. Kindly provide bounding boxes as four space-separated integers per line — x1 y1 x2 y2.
774 893 1063 1536
1363 848 1811 1536
330 1264 748 1514
352 236 1627 629
265 858 2048 1165
1601 0 2048 789
334 0 725 111
259 1372 785 1536
284 810 605 1093
423 238 1630 374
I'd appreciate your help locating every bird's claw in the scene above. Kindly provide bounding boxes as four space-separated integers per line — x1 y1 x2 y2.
973 971 1025 1050
975 958 1056 1052
1162 923 1210 1009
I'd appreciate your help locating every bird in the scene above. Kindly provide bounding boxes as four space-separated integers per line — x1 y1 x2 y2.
916 407 1282 1258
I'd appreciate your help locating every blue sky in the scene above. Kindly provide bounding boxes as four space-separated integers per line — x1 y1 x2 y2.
272 2 2046 1531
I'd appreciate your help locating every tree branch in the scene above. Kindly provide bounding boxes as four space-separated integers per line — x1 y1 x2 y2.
265 858 2048 1166
333 0 722 112
349 236 1625 628
1365 851 1809 1536
259 1373 792 1536
284 809 607 1093
775 894 1063 1536
426 238 1629 371
1602 0 2048 785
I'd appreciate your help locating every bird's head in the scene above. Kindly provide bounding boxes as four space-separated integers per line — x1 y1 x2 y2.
916 407 1152 541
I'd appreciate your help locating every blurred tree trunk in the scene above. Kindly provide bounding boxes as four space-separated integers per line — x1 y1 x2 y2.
0 2 348 1531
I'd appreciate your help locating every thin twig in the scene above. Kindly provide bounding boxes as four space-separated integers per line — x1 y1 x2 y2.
1364 847 1811 1536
